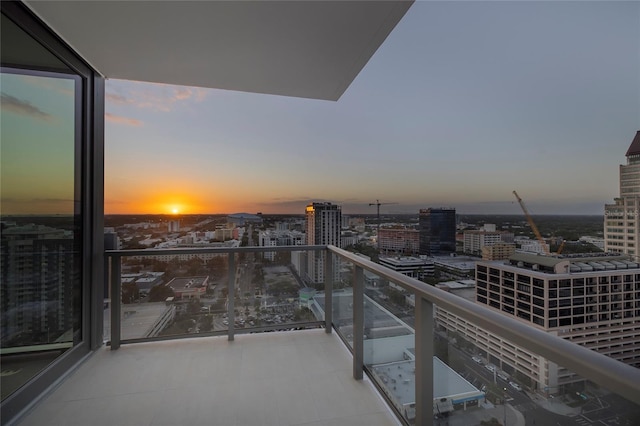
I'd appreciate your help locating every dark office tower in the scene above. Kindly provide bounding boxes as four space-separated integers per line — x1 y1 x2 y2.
418 208 456 256
305 202 341 284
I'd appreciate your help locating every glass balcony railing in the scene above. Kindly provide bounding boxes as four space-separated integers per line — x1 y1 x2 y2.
105 247 326 347
105 245 640 426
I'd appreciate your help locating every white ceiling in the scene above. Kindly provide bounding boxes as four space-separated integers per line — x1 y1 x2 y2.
25 0 413 101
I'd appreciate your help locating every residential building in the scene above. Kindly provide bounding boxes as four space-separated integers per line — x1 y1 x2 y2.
437 252 640 395
305 202 341 284
378 227 420 255
481 242 516 260
167 220 180 233
259 229 306 261
1 224 78 345
463 224 514 256
340 231 359 248
419 208 456 256
605 131 640 255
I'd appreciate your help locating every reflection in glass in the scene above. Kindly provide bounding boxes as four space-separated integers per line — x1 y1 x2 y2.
0 70 80 400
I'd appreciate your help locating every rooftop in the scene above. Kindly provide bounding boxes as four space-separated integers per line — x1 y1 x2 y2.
503 252 639 274
371 357 484 407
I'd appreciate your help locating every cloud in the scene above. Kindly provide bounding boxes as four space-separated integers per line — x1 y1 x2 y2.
105 82 208 112
1 93 52 121
18 75 74 97
105 93 133 106
105 113 143 127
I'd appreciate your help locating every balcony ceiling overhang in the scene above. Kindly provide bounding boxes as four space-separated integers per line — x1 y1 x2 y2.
24 0 413 101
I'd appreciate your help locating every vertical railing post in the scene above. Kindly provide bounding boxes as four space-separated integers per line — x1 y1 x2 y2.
110 254 121 350
415 294 434 426
353 265 364 380
324 247 333 333
227 253 235 341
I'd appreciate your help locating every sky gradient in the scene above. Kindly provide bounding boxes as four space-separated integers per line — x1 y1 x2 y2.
104 1 640 216
1 73 77 215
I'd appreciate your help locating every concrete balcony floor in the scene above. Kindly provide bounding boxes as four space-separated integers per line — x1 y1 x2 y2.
18 329 400 426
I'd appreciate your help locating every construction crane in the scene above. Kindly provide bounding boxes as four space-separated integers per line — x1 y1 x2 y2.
512 190 550 255
557 240 566 255
369 200 398 250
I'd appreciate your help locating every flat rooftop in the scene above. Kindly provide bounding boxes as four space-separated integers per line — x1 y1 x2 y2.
371 357 484 406
432 256 478 272
167 276 208 291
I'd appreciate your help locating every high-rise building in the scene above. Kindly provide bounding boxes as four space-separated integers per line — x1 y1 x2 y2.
418 208 456 256
1 224 79 345
437 252 640 394
305 202 341 284
605 131 640 255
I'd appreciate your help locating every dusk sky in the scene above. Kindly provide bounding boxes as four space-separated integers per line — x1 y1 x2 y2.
103 1 640 216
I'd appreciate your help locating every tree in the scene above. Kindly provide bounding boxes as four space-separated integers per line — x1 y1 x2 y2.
148 284 175 302
122 282 139 304
186 257 204 275
199 314 213 332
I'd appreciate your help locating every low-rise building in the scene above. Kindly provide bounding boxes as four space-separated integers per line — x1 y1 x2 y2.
463 224 514 256
259 229 306 260
378 228 420 255
166 276 209 299
378 256 434 279
481 242 516 260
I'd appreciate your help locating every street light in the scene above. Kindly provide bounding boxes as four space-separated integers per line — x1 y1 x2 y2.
503 387 508 426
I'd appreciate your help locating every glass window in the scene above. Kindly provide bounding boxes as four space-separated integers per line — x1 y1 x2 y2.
1 11 83 403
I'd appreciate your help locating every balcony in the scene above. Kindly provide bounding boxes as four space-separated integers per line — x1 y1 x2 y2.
18 329 398 426
12 245 640 426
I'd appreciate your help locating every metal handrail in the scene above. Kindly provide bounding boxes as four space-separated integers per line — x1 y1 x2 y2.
327 245 640 406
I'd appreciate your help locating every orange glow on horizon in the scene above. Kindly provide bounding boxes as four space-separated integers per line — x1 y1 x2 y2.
104 178 274 214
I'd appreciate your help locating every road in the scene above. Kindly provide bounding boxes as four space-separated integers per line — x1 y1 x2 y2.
442 339 584 426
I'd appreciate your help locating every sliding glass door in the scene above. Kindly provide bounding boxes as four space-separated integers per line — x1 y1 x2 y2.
1 3 103 423
1 67 82 401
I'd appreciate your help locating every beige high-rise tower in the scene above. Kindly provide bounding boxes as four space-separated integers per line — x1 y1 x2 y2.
605 131 640 255
305 202 342 284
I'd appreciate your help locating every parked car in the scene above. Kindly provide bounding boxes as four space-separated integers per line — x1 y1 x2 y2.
498 371 509 381
485 364 497 373
509 381 522 391
472 356 483 364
